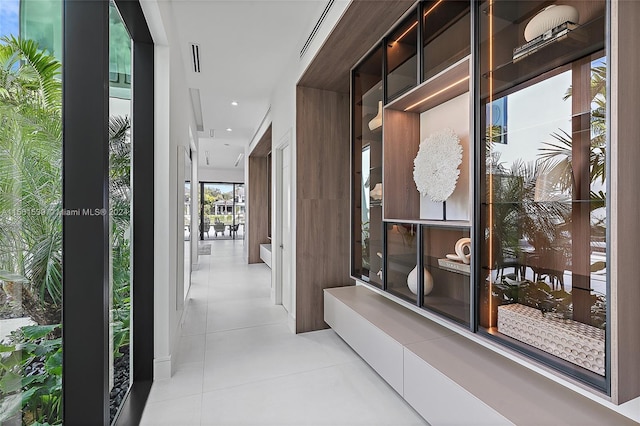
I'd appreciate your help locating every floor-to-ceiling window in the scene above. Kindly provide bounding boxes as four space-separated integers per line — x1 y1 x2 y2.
0 1 63 424
200 182 245 241
0 1 152 424
108 2 133 422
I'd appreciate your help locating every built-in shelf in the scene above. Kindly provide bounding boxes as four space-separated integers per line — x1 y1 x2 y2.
484 16 605 96
386 56 470 114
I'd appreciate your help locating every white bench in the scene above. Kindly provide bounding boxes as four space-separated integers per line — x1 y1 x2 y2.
324 285 635 426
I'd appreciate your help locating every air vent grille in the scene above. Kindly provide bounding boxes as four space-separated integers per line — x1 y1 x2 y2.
300 0 334 59
190 43 201 73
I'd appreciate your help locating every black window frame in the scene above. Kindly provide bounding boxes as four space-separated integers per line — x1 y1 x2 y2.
62 1 154 424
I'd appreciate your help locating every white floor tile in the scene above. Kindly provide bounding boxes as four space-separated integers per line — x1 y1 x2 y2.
206 298 287 333
147 362 204 403
141 394 202 425
199 362 425 426
141 240 427 426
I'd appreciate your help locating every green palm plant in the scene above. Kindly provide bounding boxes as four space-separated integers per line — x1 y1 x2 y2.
537 64 607 202
0 36 62 325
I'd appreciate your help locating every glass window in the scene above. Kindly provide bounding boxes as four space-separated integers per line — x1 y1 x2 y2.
109 2 133 421
0 1 63 424
479 0 607 387
422 225 470 325
352 46 383 287
386 223 419 304
386 14 418 101
422 0 470 81
201 183 244 241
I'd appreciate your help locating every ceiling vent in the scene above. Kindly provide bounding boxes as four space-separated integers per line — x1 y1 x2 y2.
190 43 201 73
300 0 334 59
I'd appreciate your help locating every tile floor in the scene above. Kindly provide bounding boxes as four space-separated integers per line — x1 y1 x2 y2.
140 240 427 426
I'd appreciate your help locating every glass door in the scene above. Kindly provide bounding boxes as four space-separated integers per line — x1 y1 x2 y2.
200 182 244 241
478 0 608 390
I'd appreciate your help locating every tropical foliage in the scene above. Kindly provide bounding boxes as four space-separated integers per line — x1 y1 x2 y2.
0 325 62 425
0 36 62 326
0 35 133 424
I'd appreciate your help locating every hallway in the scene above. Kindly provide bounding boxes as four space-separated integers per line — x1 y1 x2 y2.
140 240 426 425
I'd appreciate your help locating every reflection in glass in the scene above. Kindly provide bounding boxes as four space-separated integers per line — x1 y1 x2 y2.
386 14 418 100
352 46 383 287
422 0 470 81
386 223 418 304
422 226 470 326
184 151 191 301
0 2 63 424
109 2 132 421
480 0 607 386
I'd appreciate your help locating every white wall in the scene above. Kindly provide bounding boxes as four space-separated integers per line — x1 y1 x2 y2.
142 0 199 380
198 167 244 183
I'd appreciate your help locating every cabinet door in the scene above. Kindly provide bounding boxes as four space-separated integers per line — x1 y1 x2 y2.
478 0 608 389
352 46 383 287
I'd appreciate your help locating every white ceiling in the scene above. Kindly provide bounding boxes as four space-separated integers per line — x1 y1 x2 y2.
168 0 326 172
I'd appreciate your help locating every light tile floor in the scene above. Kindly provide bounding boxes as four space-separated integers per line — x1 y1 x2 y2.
141 240 427 426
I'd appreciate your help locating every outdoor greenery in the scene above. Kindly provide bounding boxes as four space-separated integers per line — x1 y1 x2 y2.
0 36 62 326
0 324 62 425
488 62 607 326
109 115 132 360
0 35 132 424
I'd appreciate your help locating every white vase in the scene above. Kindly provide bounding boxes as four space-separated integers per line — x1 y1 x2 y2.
407 266 434 295
368 101 383 131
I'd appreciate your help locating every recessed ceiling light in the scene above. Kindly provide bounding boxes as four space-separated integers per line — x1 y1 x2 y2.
226 128 232 132
231 101 238 106
224 143 230 146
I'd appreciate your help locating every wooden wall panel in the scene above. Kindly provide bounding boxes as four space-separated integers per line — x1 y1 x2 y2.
248 156 269 264
611 0 640 404
296 86 351 333
383 108 420 220
298 0 414 93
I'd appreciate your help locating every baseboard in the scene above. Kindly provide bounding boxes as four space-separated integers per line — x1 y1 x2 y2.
288 313 296 334
153 355 172 380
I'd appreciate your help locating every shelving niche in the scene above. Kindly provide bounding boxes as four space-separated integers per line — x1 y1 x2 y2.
383 56 472 223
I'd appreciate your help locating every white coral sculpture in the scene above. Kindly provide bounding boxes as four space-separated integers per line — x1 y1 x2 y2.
413 128 462 202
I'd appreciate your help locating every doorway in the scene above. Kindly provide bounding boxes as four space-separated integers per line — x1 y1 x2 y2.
276 133 292 317
199 182 245 241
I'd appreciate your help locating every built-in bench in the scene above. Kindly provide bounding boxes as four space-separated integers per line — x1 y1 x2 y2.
324 285 636 426
259 244 272 268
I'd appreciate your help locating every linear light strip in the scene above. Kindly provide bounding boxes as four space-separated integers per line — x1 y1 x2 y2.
392 0 444 46
403 76 470 111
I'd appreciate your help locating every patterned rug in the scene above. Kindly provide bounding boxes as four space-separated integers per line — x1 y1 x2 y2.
198 244 211 255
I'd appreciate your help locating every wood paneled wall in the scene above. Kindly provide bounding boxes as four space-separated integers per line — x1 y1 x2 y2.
611 0 640 404
298 0 414 93
295 86 351 333
383 108 420 220
248 127 271 264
